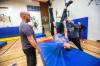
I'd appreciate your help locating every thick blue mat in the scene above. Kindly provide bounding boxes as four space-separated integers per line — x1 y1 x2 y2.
35 33 46 38
39 41 100 66
0 27 45 38
0 27 19 38
0 42 7 48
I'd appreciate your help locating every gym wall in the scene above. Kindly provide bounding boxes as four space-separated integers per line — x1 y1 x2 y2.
0 0 42 33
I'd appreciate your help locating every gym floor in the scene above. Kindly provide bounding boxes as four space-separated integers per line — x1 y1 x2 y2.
0 32 100 66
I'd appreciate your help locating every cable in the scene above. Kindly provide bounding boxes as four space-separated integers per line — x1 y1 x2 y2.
0 40 18 55
88 0 94 6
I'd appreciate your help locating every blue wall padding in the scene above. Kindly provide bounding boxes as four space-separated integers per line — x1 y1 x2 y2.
0 27 20 38
56 17 88 39
73 17 88 39
0 27 45 38
35 33 46 38
0 42 7 47
39 41 100 66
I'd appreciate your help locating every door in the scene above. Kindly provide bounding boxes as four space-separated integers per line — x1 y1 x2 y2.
40 2 50 31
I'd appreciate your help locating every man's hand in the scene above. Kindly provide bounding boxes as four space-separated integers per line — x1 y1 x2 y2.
27 35 41 53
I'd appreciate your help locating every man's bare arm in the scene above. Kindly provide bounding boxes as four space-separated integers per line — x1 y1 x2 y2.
27 35 40 52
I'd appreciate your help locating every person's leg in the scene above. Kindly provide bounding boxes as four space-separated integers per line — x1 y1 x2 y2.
79 32 83 40
71 38 83 51
79 32 85 43
23 47 37 66
23 48 30 66
29 47 37 66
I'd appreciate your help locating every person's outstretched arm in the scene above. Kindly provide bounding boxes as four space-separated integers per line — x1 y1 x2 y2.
63 19 73 49
63 19 68 38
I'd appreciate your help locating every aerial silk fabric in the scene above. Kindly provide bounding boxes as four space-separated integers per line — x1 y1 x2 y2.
60 8 67 22
49 8 55 36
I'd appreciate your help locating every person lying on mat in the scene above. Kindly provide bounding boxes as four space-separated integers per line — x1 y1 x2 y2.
52 20 72 49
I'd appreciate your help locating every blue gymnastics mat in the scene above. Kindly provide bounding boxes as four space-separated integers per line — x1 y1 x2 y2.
38 41 100 66
35 33 46 38
0 27 45 38
0 42 7 48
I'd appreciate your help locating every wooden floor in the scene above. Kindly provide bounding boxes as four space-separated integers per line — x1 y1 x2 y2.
0 33 100 66
0 39 44 66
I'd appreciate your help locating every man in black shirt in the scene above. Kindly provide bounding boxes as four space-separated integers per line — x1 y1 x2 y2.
19 12 40 66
